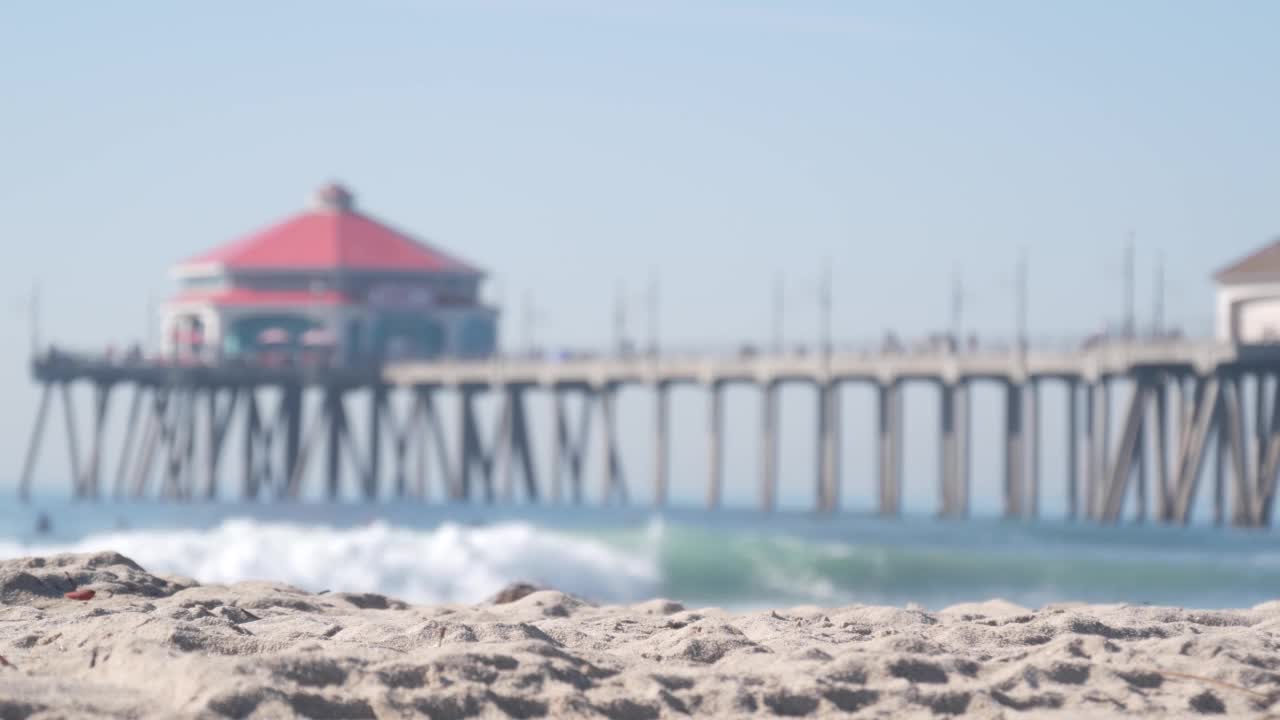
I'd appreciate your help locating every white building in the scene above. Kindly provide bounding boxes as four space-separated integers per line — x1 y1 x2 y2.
1215 238 1280 344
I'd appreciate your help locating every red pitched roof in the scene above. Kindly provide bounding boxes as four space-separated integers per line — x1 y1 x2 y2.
178 184 480 274
1216 238 1280 284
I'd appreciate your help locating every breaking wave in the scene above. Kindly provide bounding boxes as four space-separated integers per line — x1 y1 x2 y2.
1 512 1278 609
0 519 661 604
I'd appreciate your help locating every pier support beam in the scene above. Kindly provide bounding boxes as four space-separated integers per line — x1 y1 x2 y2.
161 389 186 500
386 394 411 499
83 383 113 500
956 382 971 517
325 389 345 501
1214 397 1227 527
1099 379 1112 519
1256 373 1270 517
939 381 970 518
386 389 430 500
280 386 301 499
1086 380 1111 521
1171 376 1219 525
1026 380 1040 519
412 391 430 499
1067 379 1080 520
505 387 539 503
877 381 902 516
203 388 238 500
1102 379 1149 523
599 385 627 505
285 389 326 500
19 384 52 502
367 387 385 501
180 390 198 500
1003 382 1024 518
490 391 514 504
132 389 167 498
1083 381 1095 521
244 390 263 499
707 383 724 509
60 383 84 499
113 385 144 499
654 383 670 507
459 386 504 504
458 388 479 502
816 381 840 513
759 382 779 512
1152 378 1171 522
1222 374 1258 526
939 383 957 517
551 391 566 503
243 391 269 499
422 388 454 500
551 388 593 505
1259 375 1280 525
1135 417 1148 524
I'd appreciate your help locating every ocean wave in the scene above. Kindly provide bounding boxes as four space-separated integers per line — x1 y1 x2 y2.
0 513 1275 609
0 519 661 604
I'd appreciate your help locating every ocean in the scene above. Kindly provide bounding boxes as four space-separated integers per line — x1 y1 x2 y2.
1 499 1276 611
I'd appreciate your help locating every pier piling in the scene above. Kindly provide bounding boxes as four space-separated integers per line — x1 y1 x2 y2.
707 383 724 509
760 383 779 512
877 381 902 516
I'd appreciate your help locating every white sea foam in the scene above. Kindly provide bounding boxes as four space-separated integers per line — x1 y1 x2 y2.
1 513 1271 610
0 519 661 604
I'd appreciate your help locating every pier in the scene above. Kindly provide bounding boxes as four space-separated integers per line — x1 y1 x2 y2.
16 186 1280 526
20 340 1280 527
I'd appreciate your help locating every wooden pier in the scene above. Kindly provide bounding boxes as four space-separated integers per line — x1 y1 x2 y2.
20 342 1280 527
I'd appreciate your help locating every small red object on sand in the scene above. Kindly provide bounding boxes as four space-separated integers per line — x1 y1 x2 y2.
64 590 95 601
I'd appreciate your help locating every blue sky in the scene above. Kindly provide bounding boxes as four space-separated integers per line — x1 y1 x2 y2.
2 1 1277 512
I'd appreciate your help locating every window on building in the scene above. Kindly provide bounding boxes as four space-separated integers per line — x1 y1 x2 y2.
458 314 496 357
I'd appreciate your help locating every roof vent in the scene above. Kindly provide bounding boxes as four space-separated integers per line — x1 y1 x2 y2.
312 182 355 212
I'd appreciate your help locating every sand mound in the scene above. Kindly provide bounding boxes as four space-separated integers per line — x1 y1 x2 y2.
0 553 1277 717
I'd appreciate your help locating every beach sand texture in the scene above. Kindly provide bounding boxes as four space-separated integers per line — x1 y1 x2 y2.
0 552 1276 718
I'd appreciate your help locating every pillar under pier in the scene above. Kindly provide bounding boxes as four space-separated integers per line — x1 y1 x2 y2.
956 382 971 517
1085 379 1111 521
1067 379 1080 520
1004 382 1024 518
1026 380 1040 519
759 382 779 512
707 383 723 509
817 382 842 513
654 383 669 508
599 386 626 505
939 383 957 517
939 381 971 518
877 381 902 516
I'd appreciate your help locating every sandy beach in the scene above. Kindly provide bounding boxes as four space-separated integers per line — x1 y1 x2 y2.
0 552 1275 718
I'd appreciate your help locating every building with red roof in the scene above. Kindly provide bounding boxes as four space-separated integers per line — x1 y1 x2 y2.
162 183 497 364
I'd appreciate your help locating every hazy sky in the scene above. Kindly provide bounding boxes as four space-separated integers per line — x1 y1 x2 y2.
2 2 1278 511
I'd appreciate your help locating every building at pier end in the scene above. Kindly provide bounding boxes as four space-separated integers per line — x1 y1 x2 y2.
1215 237 1280 344
161 183 497 365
